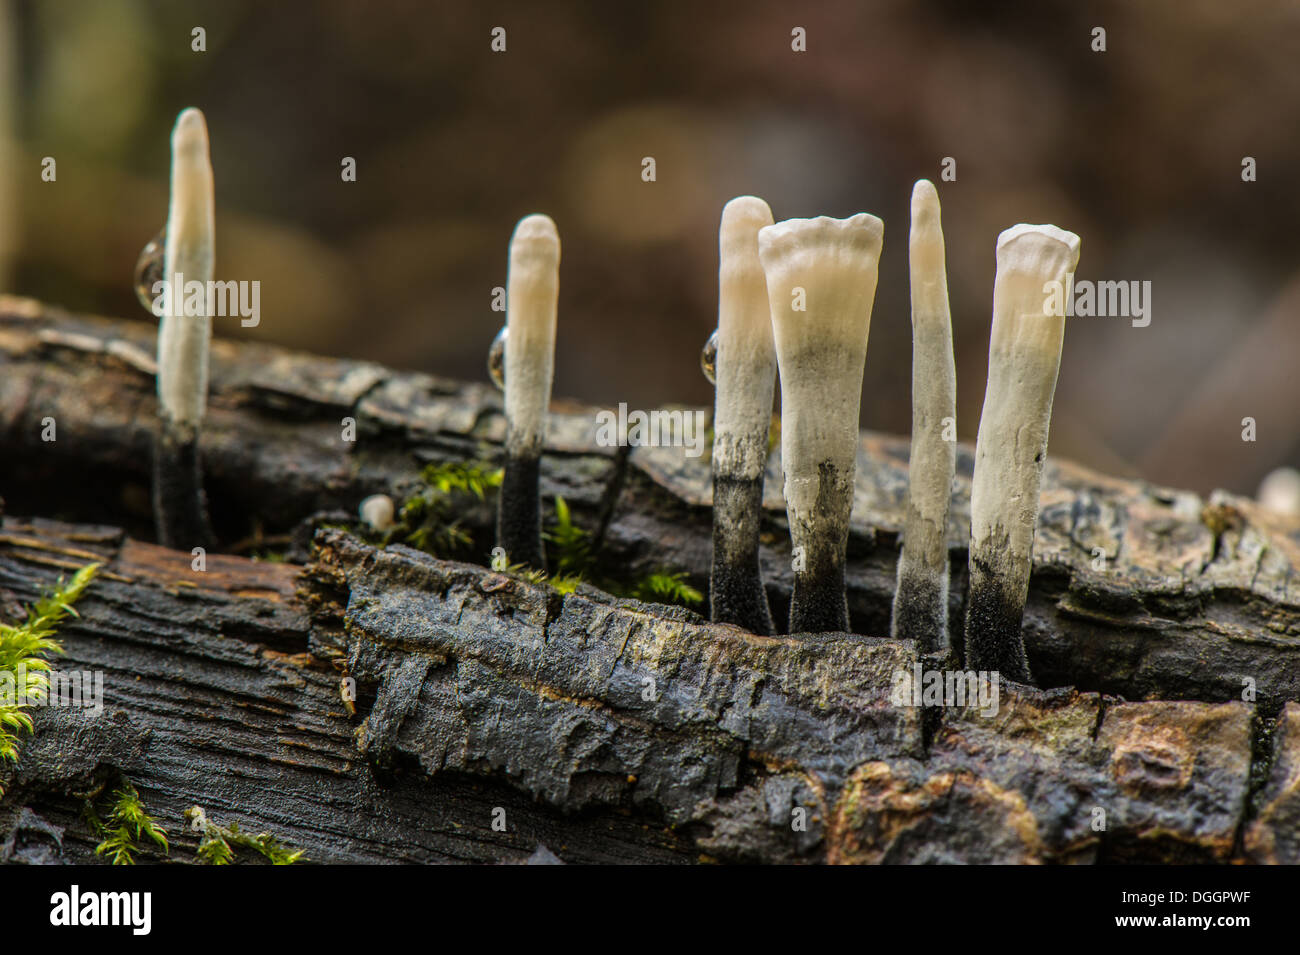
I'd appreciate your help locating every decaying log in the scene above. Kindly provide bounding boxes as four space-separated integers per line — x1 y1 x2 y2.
0 520 696 863
0 518 1294 864
1 295 1298 863
3 296 1299 710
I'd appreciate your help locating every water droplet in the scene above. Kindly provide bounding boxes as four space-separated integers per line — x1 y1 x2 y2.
488 326 507 391
134 227 165 313
700 328 718 385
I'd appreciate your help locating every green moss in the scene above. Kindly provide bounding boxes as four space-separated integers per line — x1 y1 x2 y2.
628 570 704 607
381 477 703 610
540 496 702 609
391 461 502 557
507 562 584 596
184 806 305 865
0 562 99 789
86 780 169 865
543 494 595 579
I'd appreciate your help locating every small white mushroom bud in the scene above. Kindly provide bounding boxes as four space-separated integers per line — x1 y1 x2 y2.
891 180 957 657
152 107 216 551
760 213 884 633
359 494 396 532
1258 467 1300 516
497 213 560 569
709 196 777 634
964 222 1081 682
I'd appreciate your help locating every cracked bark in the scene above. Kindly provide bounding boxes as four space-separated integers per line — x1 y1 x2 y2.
1 296 1298 864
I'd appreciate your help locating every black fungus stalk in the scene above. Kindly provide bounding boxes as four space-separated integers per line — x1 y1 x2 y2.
707 197 777 634
495 214 560 570
759 214 884 634
891 181 957 657
963 223 1081 682
150 108 216 551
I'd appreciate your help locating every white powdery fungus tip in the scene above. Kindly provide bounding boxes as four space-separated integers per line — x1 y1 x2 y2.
891 180 957 652
996 222 1082 267
761 213 884 487
713 195 776 480
157 106 215 433
503 213 560 458
980 222 1081 474
760 212 884 633
965 221 1082 680
910 178 940 224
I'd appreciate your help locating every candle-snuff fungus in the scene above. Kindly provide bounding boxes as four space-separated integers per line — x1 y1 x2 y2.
760 212 884 634
494 213 561 571
963 223 1081 683
140 107 217 551
120 110 1082 697
890 180 957 658
706 196 779 635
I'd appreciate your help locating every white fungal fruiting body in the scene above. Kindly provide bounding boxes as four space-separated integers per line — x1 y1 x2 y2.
971 224 1081 561
965 222 1081 679
892 180 956 653
713 196 776 482
497 213 560 570
503 214 560 458
359 494 396 532
1258 467 1300 516
157 107 214 434
709 196 777 634
762 214 884 509
760 213 883 632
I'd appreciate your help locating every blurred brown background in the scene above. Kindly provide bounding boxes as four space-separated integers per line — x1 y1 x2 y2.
2 0 1298 496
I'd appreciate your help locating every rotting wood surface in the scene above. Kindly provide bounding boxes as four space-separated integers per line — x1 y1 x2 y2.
1 297 1298 863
